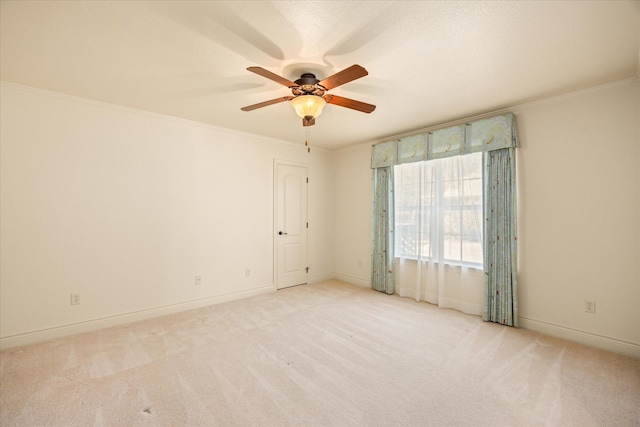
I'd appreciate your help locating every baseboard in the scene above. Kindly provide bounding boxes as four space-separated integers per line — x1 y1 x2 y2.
332 273 370 288
9 280 634 359
0 285 275 350
309 273 335 284
519 316 640 359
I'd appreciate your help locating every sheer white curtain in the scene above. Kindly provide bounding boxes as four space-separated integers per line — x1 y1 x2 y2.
394 153 484 315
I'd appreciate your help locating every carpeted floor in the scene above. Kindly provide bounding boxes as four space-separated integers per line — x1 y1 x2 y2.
1 280 639 426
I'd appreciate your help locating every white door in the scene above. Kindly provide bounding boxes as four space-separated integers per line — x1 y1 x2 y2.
275 163 308 289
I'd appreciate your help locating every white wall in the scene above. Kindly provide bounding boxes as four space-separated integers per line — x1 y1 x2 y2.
0 83 334 347
514 80 639 357
333 80 640 357
332 145 373 287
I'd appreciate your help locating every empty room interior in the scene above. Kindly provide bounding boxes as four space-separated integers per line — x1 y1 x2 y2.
1 1 639 426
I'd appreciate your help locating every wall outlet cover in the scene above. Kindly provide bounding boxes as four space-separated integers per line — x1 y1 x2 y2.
585 300 596 313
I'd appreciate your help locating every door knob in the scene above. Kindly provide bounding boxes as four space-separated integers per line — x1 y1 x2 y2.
278 231 287 235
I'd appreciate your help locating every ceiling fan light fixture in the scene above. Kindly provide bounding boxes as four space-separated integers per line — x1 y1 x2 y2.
291 95 326 119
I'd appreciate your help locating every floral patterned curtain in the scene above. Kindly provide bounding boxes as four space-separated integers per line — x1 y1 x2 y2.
483 148 518 326
371 167 395 294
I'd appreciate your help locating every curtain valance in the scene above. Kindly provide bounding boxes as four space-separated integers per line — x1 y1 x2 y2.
371 113 519 168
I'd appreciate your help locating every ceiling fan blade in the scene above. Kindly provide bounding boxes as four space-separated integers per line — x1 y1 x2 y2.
318 65 368 90
241 96 293 111
324 94 376 113
246 66 298 88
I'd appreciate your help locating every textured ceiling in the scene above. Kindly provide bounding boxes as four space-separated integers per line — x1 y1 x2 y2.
1 1 638 150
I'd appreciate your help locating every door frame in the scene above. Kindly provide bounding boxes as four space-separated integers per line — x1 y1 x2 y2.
273 159 309 290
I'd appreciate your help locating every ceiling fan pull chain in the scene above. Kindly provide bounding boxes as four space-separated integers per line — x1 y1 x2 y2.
306 127 311 153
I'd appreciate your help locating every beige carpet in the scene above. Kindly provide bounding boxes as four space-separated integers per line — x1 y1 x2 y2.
1 280 639 426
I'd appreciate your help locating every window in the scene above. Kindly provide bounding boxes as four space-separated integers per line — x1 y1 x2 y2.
394 152 483 268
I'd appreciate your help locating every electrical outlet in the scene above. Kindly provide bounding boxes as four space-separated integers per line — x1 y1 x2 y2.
245 269 250 277
70 293 80 305
195 276 202 286
585 300 595 313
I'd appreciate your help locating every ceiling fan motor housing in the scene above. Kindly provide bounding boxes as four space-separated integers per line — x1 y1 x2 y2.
295 73 319 85
292 73 326 97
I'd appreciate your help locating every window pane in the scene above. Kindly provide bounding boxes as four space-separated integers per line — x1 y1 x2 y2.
443 235 461 262
395 162 423 259
461 152 482 178
463 240 483 265
444 210 460 234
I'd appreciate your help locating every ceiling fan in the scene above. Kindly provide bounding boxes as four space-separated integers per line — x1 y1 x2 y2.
240 65 376 126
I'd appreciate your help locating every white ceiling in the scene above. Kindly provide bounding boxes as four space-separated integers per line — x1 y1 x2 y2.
1 1 638 150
